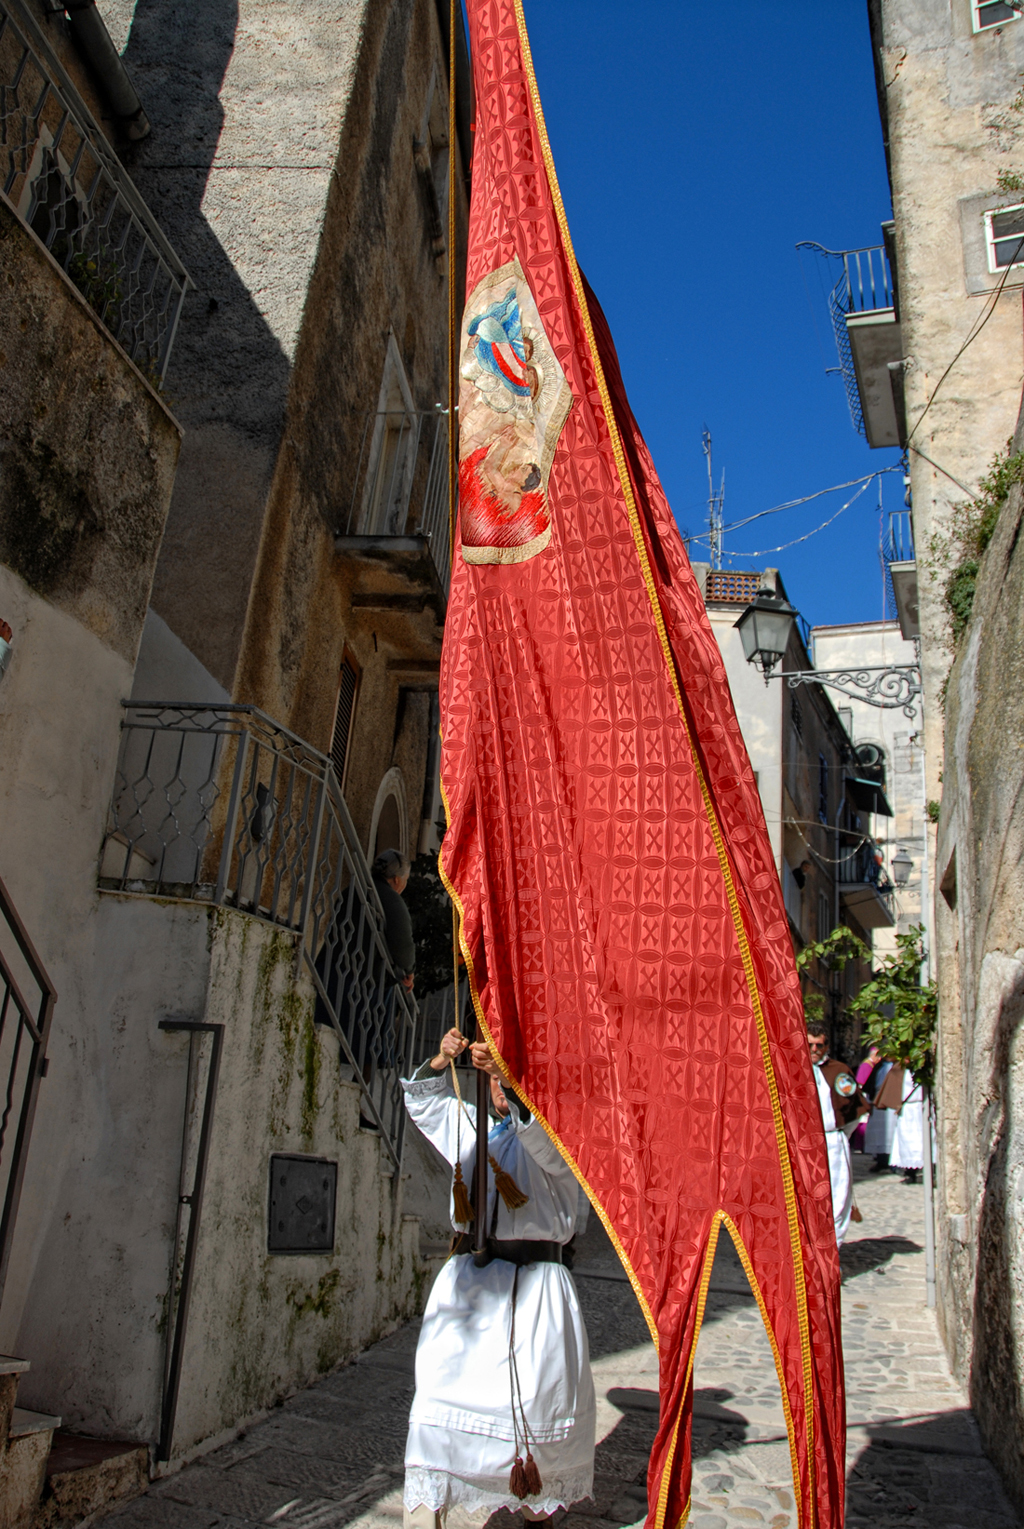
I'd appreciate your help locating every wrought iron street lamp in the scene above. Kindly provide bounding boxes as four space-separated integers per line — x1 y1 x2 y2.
734 593 800 682
891 846 913 887
733 595 923 717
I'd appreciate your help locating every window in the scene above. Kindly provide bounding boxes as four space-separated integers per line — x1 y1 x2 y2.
330 651 360 789
818 753 829 825
414 69 451 258
973 0 1020 31
985 204 1024 272
817 891 831 943
790 693 803 741
361 337 420 535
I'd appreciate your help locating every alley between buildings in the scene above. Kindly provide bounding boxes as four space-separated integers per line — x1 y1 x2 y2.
97 1161 1016 1529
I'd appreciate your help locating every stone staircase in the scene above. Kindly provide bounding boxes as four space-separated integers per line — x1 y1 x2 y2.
0 1359 147 1529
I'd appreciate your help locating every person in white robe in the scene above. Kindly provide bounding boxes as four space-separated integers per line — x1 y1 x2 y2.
807 1024 854 1246
863 1058 896 1170
890 1067 925 1183
401 1028 595 1529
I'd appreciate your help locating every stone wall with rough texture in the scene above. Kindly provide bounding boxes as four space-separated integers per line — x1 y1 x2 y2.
0 198 180 664
874 0 1024 971
935 398 1024 1514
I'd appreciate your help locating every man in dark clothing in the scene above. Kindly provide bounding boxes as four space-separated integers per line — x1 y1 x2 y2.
372 848 415 991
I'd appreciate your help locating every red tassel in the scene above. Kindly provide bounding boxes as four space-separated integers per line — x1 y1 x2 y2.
509 1456 530 1499
523 1452 543 1494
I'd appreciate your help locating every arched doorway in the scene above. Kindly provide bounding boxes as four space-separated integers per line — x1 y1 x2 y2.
368 767 409 860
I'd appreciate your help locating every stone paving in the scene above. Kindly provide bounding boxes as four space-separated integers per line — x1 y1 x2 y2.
102 1158 1019 1529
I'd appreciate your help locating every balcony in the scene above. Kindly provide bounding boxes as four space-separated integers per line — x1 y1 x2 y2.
335 408 452 614
0 0 189 382
884 508 919 640
99 702 420 1170
837 836 896 930
801 237 905 449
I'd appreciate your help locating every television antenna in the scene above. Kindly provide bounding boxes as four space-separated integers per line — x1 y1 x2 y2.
702 427 726 569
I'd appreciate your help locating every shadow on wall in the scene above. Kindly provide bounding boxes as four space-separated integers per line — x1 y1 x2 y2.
118 0 292 690
970 960 1024 1512
846 1407 1019 1524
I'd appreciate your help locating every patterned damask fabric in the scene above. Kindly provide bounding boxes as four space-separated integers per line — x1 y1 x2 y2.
439 5 845 1527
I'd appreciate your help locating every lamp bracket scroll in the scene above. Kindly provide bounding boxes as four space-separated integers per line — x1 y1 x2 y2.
784 664 922 719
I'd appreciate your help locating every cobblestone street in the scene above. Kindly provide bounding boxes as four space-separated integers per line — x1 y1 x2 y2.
104 1160 1018 1529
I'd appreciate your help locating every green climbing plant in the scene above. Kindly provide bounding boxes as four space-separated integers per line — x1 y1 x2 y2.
847 926 937 1091
928 442 1024 645
794 925 870 1025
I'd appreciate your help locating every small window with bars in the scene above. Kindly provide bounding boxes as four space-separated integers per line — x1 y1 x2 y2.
973 0 1020 31
329 652 360 789
985 204 1024 272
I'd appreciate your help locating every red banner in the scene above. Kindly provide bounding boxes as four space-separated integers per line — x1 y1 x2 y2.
438 5 846 1526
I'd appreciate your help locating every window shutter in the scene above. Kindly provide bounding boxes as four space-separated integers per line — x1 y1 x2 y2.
330 656 359 786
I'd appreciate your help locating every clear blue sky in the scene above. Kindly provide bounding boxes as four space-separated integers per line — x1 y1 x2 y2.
520 0 901 629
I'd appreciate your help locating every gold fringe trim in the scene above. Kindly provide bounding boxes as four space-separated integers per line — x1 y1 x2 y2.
511 4 815 1524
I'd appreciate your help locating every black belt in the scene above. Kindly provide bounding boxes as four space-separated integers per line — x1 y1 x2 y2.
450 1234 572 1268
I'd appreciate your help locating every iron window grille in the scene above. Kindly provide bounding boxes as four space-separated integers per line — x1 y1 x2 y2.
0 0 190 382
330 652 360 790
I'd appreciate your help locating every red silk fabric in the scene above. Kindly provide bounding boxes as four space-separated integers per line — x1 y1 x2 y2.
439 5 846 1527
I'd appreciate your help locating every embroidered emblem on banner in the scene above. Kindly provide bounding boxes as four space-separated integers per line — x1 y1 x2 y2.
459 258 572 565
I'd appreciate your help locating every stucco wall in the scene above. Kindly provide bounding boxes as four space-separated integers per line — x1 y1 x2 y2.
935 403 1024 1512
9 898 423 1458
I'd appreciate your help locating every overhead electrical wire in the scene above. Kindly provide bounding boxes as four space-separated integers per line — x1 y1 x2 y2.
689 475 881 558
716 465 902 536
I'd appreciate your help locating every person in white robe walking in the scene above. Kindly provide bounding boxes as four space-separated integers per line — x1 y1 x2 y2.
401 1028 595 1529
889 1066 926 1184
806 1022 868 1246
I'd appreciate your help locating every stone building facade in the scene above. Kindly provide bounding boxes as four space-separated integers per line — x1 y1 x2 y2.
692 566 881 1054
0 0 468 1490
860 1 1024 1510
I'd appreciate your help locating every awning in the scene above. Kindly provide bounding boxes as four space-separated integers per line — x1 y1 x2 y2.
846 776 894 817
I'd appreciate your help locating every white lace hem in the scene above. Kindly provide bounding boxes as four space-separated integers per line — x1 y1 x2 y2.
403 1465 594 1519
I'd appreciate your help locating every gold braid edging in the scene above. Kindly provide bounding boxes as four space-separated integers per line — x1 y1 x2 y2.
720 1214 803 1526
654 1216 722 1529
511 1 816 1522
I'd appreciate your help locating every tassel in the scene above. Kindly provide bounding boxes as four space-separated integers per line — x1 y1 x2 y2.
452 1160 474 1225
523 1452 542 1494
850 1202 863 1224
489 1154 529 1211
509 1456 530 1499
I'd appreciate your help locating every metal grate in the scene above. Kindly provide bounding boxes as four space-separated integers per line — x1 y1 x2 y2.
0 0 189 382
99 703 419 1170
704 569 761 605
330 656 359 787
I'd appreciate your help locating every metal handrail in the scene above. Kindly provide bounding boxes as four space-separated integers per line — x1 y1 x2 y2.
0 874 55 1312
100 702 418 1168
0 0 190 380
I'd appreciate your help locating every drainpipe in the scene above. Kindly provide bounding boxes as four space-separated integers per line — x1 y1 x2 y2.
63 1 150 140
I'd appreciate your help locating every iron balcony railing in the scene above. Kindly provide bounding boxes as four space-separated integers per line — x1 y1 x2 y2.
99 703 418 1169
0 874 55 1314
837 836 896 921
884 508 915 565
798 241 895 440
0 0 190 382
338 408 453 596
